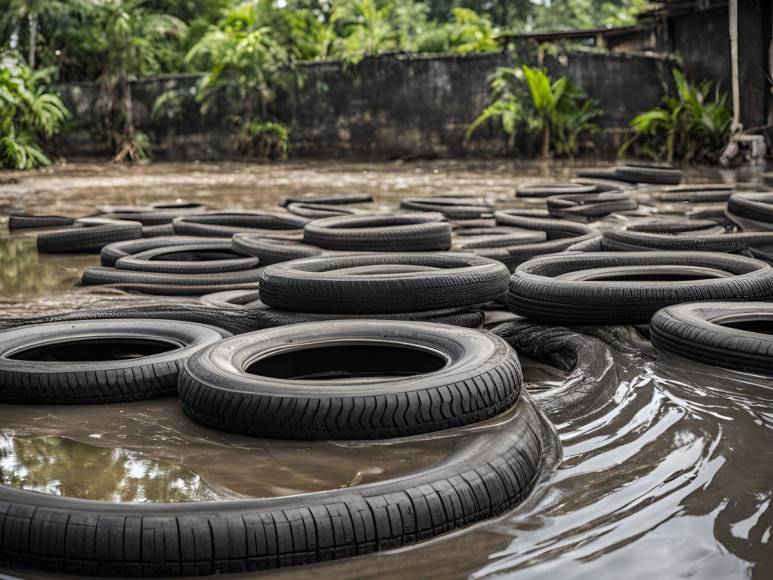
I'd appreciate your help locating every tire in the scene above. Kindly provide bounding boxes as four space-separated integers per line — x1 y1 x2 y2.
98 202 206 225
726 193 773 225
546 193 638 222
180 320 522 439
507 251 773 324
0 302 274 335
8 215 74 230
82 266 263 292
232 234 325 265
614 164 683 185
200 291 484 328
0 397 541 578
259 253 509 314
115 242 258 274
654 185 733 203
571 177 634 192
285 202 357 219
303 214 452 252
0 319 226 404
575 167 620 180
625 219 723 235
515 183 596 198
473 212 601 269
100 236 223 267
173 212 308 238
141 223 176 237
37 218 142 254
399 197 492 219
279 193 373 207
453 226 547 250
650 301 773 374
602 230 773 253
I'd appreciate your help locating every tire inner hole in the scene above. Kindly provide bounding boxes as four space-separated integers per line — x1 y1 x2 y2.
247 343 447 380
10 338 181 362
716 319 773 335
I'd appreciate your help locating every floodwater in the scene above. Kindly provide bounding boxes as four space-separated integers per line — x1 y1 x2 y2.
0 160 771 579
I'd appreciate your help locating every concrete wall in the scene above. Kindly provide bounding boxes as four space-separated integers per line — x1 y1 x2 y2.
57 49 675 160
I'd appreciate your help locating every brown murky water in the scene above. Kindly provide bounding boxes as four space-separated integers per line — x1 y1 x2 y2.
0 160 770 579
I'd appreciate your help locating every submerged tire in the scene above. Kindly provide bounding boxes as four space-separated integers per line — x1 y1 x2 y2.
507 251 773 324
475 212 601 269
37 218 142 253
232 233 324 265
546 193 638 222
399 196 493 219
651 302 773 374
100 236 222 267
279 193 373 207
515 182 596 198
0 396 541 577
115 242 258 274
82 266 263 294
173 212 308 238
0 319 226 404
259 253 509 313
303 213 452 252
614 164 683 185
8 215 75 229
180 320 522 439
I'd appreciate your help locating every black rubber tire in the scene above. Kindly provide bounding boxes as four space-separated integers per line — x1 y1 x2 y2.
232 234 325 265
473 212 601 269
507 251 773 324
546 193 638 222
614 164 683 185
453 226 547 250
575 167 620 180
100 205 205 225
8 215 75 230
115 242 258 274
515 183 596 198
654 185 733 203
199 291 484 328
0 397 541 577
571 177 634 192
0 319 226 404
259 253 509 314
399 197 493 219
37 218 142 254
0 302 274 335
303 214 452 252
650 301 773 374
100 236 222 267
173 212 308 238
727 193 773 225
625 219 723 235
141 223 176 237
285 202 356 219
82 266 263 291
180 320 522 439
602 230 773 253
279 193 373 207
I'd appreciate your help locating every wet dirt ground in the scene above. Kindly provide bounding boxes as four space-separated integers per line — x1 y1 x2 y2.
0 160 770 579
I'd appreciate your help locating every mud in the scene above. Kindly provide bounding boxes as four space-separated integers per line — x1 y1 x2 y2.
0 160 770 579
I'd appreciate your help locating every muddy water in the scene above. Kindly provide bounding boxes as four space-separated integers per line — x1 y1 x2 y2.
0 160 771 579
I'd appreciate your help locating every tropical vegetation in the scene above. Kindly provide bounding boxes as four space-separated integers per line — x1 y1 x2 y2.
466 64 602 158
0 51 68 169
621 68 732 163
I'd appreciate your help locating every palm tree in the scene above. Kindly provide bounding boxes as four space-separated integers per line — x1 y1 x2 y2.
91 0 185 162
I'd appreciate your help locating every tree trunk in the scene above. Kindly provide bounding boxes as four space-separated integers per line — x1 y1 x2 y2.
28 14 38 69
542 121 550 158
125 78 134 139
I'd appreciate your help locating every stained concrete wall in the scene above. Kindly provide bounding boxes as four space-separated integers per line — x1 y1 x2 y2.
57 49 675 160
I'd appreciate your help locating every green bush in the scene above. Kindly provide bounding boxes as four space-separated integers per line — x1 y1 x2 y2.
620 68 732 163
467 64 602 158
0 52 68 170
240 120 290 160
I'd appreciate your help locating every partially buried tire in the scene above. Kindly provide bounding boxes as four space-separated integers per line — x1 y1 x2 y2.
37 218 142 253
114 242 258 274
0 319 227 404
0 392 542 577
179 320 522 439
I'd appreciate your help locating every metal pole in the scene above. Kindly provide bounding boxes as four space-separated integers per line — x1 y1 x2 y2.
729 0 743 133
